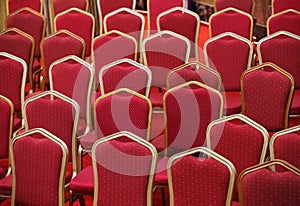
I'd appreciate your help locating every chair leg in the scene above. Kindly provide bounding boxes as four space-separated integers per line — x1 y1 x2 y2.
160 187 166 206
69 190 74 206
78 195 86 206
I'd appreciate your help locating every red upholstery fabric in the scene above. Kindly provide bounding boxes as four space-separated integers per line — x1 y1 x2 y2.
13 116 22 132
94 139 153 205
241 169 300 205
55 9 94 56
291 89 300 114
80 131 95 150
0 56 24 112
272 0 300 14
70 165 94 195
149 90 165 108
7 8 45 57
102 62 148 95
215 0 253 14
95 93 150 141
158 9 199 57
0 98 12 159
268 11 300 36
0 174 12 196
148 0 184 32
0 167 5 180
7 0 41 14
150 134 165 153
93 33 136 86
52 0 87 16
223 91 242 115
41 31 84 85
210 10 252 40
165 87 221 154
13 135 65 205
242 69 292 131
154 158 169 186
171 156 231 205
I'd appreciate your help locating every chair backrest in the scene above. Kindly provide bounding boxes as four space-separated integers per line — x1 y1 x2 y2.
0 95 14 159
0 28 34 91
168 147 236 206
11 128 67 206
92 30 137 87
92 131 157 206
97 0 135 34
204 32 253 91
241 62 294 132
41 30 85 86
49 55 94 133
267 9 300 36
163 81 223 156
157 7 200 61
272 0 300 14
270 125 300 171
206 114 269 200
23 90 79 174
0 52 27 114
104 8 145 54
6 7 46 58
51 0 89 20
238 160 300 206
54 8 95 57
142 30 190 88
6 0 42 14
147 0 184 34
257 31 300 89
209 7 253 41
167 61 222 91
94 88 152 142
214 0 255 15
99 58 151 97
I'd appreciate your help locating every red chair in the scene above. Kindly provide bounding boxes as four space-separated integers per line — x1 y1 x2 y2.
6 0 42 14
206 114 269 201
209 7 254 41
142 30 190 108
204 32 253 115
241 62 294 132
0 52 27 132
0 28 34 93
92 131 157 206
99 58 151 97
272 0 300 14
168 147 236 206
40 30 85 89
49 55 94 136
10 128 68 206
96 0 135 34
54 8 95 58
238 160 300 206
157 7 200 61
92 30 137 88
147 0 184 35
270 125 300 171
267 9 300 36
214 0 255 15
167 61 222 91
257 31 300 116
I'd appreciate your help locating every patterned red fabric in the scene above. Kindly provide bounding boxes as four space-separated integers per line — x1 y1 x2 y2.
7 9 45 57
0 56 24 112
210 10 252 40
102 62 148 95
223 91 241 115
7 0 41 14
268 11 300 36
93 33 136 86
171 156 231 205
209 121 265 199
0 98 12 159
41 31 84 85
25 98 75 162
95 93 150 141
273 133 300 171
165 87 221 154
70 165 94 195
154 158 169 185
148 0 184 32
272 0 300 14
149 90 165 108
0 174 12 195
241 168 300 205
52 0 87 16
291 89 300 114
242 69 292 131
94 139 153 205
55 9 94 56
215 0 253 14
158 9 199 57
144 33 188 87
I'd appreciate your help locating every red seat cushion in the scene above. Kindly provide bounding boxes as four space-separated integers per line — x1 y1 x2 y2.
150 91 164 108
80 131 95 151
13 116 22 132
223 91 241 115
291 90 300 115
0 174 12 196
154 158 169 186
151 134 165 153
70 165 94 195
0 167 6 180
